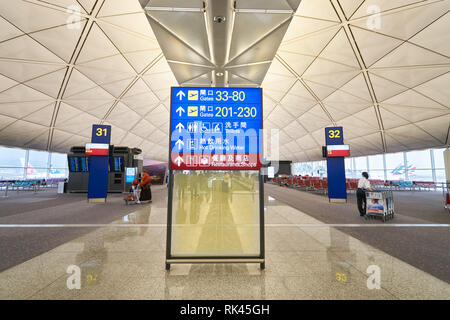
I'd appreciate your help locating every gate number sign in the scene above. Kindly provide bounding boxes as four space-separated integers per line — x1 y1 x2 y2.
169 87 262 170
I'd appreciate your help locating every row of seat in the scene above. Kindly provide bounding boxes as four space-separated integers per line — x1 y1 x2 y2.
0 178 66 192
272 176 328 194
272 176 438 193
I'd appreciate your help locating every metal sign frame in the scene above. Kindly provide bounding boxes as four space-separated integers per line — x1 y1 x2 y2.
165 87 265 270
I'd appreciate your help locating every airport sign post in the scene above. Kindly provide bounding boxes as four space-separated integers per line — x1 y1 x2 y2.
87 124 111 203
325 126 347 202
166 87 264 270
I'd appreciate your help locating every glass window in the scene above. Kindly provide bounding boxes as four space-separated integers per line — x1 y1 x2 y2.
344 158 354 178
0 167 24 180
406 150 431 170
291 148 447 183
50 153 68 169
433 148 446 169
368 170 385 180
386 169 403 181
170 170 260 257
435 169 447 183
354 156 367 171
0 146 26 167
408 169 433 182
48 168 67 179
368 154 384 170
385 152 404 169
312 161 326 177
26 168 48 179
28 150 49 169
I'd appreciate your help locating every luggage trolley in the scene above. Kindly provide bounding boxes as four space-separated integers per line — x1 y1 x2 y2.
365 190 394 222
123 185 141 205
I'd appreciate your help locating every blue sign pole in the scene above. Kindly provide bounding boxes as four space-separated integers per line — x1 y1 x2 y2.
325 127 347 202
87 124 111 203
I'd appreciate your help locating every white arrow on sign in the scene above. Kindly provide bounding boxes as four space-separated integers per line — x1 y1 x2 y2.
175 139 184 150
176 91 186 101
176 106 185 116
174 156 184 166
175 123 184 133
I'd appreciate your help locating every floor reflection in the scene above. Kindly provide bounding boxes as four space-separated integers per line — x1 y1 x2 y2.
0 192 449 300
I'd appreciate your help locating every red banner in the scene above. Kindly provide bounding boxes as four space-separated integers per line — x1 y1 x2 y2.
327 149 350 157
170 153 261 170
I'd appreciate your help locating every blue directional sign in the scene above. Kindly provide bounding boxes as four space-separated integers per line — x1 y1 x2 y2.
170 87 262 170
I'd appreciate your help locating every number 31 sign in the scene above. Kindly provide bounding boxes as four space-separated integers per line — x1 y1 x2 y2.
91 124 111 144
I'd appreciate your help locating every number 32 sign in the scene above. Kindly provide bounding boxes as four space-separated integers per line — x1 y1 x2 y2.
325 127 344 145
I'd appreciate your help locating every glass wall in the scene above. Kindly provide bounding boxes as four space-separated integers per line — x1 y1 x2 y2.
170 170 261 257
292 147 448 183
0 145 68 180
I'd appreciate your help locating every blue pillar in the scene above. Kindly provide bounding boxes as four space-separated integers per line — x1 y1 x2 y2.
87 124 111 203
325 127 347 202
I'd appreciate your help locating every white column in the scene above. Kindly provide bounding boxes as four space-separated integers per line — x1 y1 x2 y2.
403 152 408 181
444 148 450 184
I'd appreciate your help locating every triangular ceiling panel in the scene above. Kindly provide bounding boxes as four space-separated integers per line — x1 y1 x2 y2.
24 68 67 99
297 0 340 22
229 13 291 61
349 26 403 67
147 16 212 67
29 22 87 63
0 0 447 163
0 35 64 63
227 19 292 67
373 42 450 68
410 11 450 57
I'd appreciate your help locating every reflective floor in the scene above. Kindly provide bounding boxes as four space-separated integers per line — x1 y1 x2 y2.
0 189 449 300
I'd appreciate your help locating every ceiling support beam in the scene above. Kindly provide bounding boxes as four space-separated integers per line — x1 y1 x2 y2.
46 0 106 151
330 0 388 152
275 54 337 126
100 52 164 123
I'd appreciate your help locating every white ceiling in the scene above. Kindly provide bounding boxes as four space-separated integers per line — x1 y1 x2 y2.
0 0 449 162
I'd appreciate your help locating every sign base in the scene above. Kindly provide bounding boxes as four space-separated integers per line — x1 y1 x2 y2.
329 198 347 203
88 198 106 203
166 258 265 271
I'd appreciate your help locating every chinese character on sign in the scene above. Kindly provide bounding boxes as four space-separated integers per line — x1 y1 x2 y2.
225 122 232 129
200 90 206 96
200 105 206 112
240 122 247 129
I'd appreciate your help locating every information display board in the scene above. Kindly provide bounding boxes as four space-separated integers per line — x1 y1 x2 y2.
327 145 350 157
85 143 109 156
169 87 262 170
